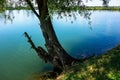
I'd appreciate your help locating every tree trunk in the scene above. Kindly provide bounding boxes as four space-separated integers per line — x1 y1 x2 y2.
25 0 88 73
38 0 79 71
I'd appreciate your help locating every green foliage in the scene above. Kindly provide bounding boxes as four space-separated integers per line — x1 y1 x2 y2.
0 0 7 12
0 0 113 13
57 45 120 80
84 6 120 11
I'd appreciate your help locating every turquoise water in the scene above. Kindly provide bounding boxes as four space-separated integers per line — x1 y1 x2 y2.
0 10 120 80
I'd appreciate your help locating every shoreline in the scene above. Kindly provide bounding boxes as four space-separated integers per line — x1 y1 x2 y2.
5 6 120 11
28 45 120 80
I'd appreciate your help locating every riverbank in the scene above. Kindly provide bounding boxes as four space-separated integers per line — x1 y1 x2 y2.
55 6 120 11
82 6 120 11
5 6 120 11
29 45 120 80
57 45 120 80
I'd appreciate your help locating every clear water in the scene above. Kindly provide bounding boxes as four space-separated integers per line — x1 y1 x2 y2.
0 10 120 80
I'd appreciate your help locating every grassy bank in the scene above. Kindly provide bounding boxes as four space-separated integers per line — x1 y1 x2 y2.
57 45 120 80
29 45 120 80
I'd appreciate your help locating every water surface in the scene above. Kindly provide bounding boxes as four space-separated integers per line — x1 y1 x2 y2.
0 10 120 80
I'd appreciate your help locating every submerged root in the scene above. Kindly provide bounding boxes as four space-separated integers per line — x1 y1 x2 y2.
29 71 59 80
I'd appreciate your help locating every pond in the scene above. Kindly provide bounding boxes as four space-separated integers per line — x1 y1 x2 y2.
0 10 120 80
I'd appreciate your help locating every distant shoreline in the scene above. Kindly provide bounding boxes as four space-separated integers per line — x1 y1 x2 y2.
5 6 120 11
83 6 120 11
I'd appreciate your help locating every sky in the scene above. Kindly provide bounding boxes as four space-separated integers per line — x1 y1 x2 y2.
12 0 120 6
83 0 120 6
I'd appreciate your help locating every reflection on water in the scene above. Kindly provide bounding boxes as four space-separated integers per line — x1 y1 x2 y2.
53 10 120 57
0 10 52 80
0 10 120 80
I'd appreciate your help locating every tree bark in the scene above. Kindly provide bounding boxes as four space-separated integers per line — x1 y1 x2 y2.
38 0 82 70
25 0 89 73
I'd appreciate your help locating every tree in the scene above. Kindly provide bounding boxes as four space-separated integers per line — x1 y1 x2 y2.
24 0 84 73
102 0 110 7
1 0 110 74
24 0 111 73
0 0 7 12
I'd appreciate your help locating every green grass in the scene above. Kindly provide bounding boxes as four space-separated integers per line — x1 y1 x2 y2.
29 45 120 80
57 45 120 80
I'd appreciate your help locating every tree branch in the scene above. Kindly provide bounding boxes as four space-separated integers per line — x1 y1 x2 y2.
25 0 40 18
24 32 50 63
24 32 37 50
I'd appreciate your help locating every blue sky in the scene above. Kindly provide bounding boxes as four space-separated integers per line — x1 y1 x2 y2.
13 0 120 6
84 0 120 6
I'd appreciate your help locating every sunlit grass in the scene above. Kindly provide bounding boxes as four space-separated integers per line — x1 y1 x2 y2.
26 39 120 80
29 45 120 80
57 45 120 80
